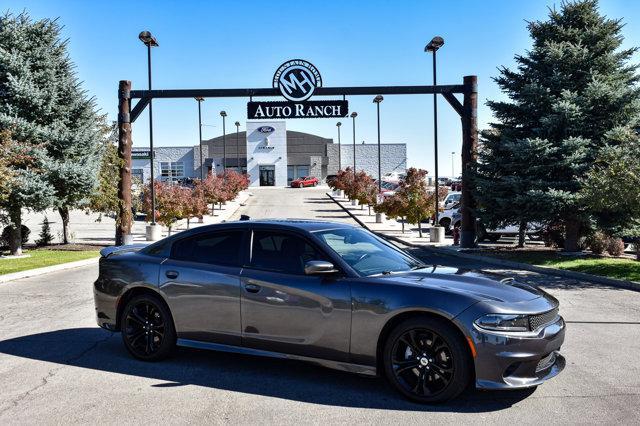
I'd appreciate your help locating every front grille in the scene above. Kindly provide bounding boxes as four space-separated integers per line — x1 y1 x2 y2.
529 308 559 331
535 352 557 373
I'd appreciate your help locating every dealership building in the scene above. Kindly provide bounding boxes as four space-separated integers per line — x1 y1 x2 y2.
132 121 406 187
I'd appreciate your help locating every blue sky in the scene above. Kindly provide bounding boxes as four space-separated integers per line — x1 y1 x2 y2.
4 0 640 175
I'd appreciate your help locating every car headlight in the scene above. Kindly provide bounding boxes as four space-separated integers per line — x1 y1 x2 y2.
474 314 530 332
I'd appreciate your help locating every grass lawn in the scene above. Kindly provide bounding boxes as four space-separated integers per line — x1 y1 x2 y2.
487 250 640 282
0 248 100 276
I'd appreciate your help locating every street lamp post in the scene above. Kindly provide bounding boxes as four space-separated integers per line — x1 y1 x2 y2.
373 95 384 223
220 111 227 177
425 35 445 241
195 97 204 180
373 96 384 192
336 122 342 171
139 30 160 241
350 112 357 180
235 121 241 173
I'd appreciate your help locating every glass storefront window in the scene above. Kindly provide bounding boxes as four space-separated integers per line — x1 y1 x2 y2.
160 162 185 181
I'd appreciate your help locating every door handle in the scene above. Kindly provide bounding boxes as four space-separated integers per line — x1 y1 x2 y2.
244 283 261 293
165 270 179 279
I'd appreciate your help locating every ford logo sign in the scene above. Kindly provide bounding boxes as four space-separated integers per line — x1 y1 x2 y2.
257 126 275 134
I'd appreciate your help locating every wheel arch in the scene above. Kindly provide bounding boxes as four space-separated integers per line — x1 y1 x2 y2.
115 286 175 332
375 310 475 377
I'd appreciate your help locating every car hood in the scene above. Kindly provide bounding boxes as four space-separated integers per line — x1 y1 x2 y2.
381 266 546 304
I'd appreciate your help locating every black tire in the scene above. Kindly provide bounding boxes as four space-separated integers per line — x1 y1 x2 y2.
120 293 176 361
476 225 487 242
439 218 452 235
383 316 471 403
487 234 501 243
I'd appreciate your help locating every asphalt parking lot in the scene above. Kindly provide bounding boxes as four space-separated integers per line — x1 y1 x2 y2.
1 187 639 424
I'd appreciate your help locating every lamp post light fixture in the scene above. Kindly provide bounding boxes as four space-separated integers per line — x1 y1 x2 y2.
195 97 205 180
139 30 160 241
350 112 358 180
220 111 227 177
336 122 342 171
235 121 241 173
425 35 444 241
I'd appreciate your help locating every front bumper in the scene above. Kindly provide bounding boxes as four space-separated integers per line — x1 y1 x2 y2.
471 316 566 389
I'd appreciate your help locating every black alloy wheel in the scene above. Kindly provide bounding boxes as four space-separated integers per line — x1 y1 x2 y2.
121 294 176 361
383 317 470 403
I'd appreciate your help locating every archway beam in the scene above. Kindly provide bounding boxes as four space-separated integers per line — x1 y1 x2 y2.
117 77 478 248
129 84 467 101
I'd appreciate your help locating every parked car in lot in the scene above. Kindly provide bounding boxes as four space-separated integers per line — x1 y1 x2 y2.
379 180 399 198
438 204 542 241
443 191 461 209
290 176 319 188
94 219 565 403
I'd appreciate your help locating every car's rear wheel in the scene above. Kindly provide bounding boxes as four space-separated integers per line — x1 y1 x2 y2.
487 234 501 243
439 218 451 234
121 294 176 361
383 317 471 403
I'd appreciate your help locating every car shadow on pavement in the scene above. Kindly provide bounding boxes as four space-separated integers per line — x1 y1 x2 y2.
0 327 535 412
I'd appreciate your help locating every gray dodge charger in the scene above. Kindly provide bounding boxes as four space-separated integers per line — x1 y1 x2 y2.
94 219 565 403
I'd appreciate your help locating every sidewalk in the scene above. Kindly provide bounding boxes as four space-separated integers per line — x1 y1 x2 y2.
18 191 251 246
326 192 452 247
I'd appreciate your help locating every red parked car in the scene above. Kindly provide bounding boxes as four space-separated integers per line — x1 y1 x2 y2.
290 176 319 188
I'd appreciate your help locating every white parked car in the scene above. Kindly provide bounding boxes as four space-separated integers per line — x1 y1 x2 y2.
442 191 461 209
438 203 542 242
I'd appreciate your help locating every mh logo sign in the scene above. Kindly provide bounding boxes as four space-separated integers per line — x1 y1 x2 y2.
248 59 346 119
273 59 322 102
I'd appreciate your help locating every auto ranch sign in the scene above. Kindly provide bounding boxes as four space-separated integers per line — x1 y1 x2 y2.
247 59 348 119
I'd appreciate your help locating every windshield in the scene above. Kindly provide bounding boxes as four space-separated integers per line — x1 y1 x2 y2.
313 228 424 276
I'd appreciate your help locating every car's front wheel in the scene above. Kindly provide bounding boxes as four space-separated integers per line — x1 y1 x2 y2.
383 317 471 403
120 293 176 361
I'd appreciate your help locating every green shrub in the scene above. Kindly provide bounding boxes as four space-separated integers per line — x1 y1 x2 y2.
0 225 30 248
588 231 608 255
606 237 625 257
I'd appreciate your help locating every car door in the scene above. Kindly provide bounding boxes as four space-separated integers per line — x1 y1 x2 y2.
240 229 351 362
159 229 246 346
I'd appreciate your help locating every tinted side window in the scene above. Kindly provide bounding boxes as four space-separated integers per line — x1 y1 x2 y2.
171 231 244 266
251 230 324 275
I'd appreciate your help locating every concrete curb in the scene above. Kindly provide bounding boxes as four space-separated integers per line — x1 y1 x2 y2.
0 257 99 284
326 192 640 292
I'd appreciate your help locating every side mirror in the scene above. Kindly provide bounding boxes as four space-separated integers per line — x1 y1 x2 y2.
304 260 338 275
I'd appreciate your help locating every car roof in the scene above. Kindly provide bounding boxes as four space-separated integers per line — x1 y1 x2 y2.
176 219 357 235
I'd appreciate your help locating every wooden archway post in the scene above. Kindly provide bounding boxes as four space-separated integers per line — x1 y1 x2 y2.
115 80 133 246
459 75 478 248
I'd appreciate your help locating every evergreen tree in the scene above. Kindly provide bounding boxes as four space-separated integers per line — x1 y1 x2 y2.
0 12 102 251
580 138 640 258
36 216 54 247
476 0 640 251
87 121 121 218
0 12 58 255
